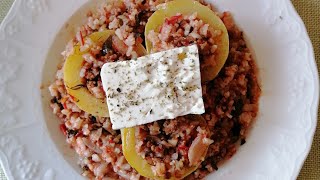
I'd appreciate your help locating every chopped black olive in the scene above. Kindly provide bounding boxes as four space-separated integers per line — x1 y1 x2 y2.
117 88 121 93
101 36 113 56
231 135 240 144
67 129 78 138
57 103 64 110
50 97 58 104
232 99 244 117
92 75 100 82
189 26 194 34
116 130 121 135
231 121 241 137
212 161 219 171
240 139 246 145
82 165 89 171
89 116 97 123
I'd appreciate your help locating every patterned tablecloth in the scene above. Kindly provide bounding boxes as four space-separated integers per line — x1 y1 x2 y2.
0 0 319 179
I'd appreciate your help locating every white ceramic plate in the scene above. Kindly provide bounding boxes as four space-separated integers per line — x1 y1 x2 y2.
0 0 318 179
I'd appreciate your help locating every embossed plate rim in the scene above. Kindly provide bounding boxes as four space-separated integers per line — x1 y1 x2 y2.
0 0 318 179
285 1 319 178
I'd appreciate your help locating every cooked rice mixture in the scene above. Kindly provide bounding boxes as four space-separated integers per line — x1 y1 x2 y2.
49 0 260 179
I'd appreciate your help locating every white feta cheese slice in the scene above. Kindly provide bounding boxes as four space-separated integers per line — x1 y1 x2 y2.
101 44 205 130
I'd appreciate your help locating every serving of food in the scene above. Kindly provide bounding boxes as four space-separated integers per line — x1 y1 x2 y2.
0 0 318 179
48 0 260 179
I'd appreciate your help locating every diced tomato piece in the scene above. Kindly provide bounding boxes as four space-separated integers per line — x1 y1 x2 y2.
75 131 83 138
79 31 85 46
69 95 80 103
178 145 189 157
165 14 182 25
159 25 163 33
106 147 112 154
59 124 67 136
69 95 76 101
62 102 67 109
136 36 143 45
